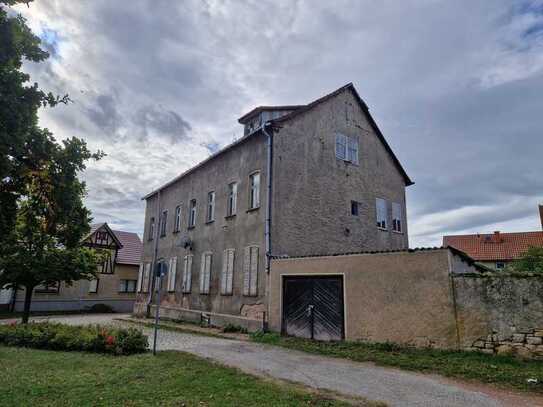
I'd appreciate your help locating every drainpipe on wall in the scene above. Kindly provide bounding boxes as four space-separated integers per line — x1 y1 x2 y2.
262 121 273 332
262 121 273 274
146 189 161 318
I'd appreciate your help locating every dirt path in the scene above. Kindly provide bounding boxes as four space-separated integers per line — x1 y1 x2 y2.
16 314 543 407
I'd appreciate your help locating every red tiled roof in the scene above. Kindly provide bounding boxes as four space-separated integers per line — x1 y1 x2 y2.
443 231 543 261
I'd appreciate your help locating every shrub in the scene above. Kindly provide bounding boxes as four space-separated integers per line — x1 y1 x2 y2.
87 303 114 313
221 324 248 334
0 322 148 355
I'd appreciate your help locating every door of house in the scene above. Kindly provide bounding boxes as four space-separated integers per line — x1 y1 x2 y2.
282 276 344 341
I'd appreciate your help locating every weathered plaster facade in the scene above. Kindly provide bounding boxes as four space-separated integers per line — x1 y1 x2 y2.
135 84 412 324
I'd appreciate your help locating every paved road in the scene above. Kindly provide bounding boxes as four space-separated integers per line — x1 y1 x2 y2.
19 314 543 407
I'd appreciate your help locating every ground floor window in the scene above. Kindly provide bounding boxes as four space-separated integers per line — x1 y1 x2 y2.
35 282 60 294
119 279 137 293
88 279 99 293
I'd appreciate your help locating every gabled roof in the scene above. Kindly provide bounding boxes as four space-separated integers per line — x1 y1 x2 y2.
143 83 413 199
443 231 543 261
87 223 143 266
272 83 413 186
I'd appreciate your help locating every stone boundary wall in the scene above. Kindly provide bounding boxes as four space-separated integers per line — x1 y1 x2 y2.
453 273 543 359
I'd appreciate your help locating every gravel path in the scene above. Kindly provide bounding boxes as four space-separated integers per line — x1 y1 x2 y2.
18 314 543 407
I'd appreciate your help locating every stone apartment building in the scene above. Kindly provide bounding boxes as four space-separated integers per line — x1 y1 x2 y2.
134 83 413 325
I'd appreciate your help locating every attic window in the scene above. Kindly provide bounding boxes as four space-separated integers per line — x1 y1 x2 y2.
335 133 359 164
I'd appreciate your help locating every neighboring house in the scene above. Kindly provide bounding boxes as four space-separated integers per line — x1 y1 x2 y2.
135 83 413 325
10 223 143 313
443 206 543 270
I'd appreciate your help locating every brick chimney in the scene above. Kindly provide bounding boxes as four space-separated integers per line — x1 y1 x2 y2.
492 231 502 243
539 204 543 230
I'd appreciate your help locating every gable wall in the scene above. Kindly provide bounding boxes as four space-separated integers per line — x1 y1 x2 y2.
271 89 409 257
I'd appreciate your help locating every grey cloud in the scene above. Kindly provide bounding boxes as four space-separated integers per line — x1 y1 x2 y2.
134 105 192 144
86 94 123 135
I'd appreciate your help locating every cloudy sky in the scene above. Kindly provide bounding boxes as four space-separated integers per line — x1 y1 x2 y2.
12 0 543 246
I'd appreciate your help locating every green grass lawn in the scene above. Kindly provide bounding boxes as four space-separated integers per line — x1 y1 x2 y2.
0 346 364 407
251 332 543 393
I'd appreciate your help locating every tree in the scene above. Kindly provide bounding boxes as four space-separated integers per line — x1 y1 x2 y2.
0 1 104 322
510 247 543 274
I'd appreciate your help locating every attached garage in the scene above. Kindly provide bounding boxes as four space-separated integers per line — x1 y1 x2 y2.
282 276 344 341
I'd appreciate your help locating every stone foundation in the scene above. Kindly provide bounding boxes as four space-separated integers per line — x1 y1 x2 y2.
467 328 543 359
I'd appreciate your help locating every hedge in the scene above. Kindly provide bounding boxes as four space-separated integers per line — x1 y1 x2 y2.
0 322 148 355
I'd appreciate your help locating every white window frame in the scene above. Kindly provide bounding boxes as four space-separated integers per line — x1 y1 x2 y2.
174 204 182 232
227 182 237 216
249 172 260 209
376 198 388 230
148 217 155 240
189 199 197 228
199 252 212 295
347 136 359 164
141 263 151 293
392 202 402 233
336 132 359 165
137 263 144 292
119 279 137 293
221 249 235 295
207 191 215 222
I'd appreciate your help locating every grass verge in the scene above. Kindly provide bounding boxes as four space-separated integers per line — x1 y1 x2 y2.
250 332 543 393
0 345 375 406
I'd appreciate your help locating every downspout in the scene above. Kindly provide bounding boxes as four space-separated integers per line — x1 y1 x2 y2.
146 189 161 317
262 121 273 274
262 121 273 331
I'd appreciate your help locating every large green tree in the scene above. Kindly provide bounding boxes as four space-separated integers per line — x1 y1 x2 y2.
0 0 104 322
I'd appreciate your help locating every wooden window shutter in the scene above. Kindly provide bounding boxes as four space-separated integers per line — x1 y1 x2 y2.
221 249 235 295
182 255 192 293
227 249 235 295
137 263 144 292
200 252 211 294
249 246 258 296
243 246 251 296
168 257 177 292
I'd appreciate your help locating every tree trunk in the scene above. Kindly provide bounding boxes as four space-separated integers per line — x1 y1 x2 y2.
22 286 34 324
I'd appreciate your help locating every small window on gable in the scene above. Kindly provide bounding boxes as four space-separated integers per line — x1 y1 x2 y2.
335 133 347 160
174 205 182 232
351 201 359 216
392 202 402 233
376 198 388 230
336 133 359 164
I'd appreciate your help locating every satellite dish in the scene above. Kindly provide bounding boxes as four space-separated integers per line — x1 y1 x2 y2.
178 236 193 250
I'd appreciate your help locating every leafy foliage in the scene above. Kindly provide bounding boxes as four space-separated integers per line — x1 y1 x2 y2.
509 247 543 274
0 1 105 322
0 322 148 355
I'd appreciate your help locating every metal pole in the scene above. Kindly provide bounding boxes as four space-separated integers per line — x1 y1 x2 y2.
152 265 163 356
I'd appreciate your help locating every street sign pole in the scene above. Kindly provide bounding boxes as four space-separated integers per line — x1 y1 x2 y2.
152 263 164 356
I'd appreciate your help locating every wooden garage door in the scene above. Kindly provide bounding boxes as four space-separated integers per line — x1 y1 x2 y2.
282 276 344 341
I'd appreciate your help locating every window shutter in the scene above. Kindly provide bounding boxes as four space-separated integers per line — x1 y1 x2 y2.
348 137 359 164
182 255 192 293
335 133 347 160
243 246 251 296
221 250 228 295
137 263 144 292
227 249 235 295
200 252 211 294
221 249 235 295
249 246 259 296
143 263 151 292
167 257 177 292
